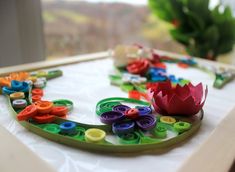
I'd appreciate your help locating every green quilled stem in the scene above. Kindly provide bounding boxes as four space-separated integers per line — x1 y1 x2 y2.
6 70 203 154
8 98 203 153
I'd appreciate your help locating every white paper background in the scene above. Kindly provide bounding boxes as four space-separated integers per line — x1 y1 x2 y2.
0 58 234 172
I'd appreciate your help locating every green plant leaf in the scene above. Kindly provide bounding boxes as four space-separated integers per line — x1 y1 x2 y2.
224 6 233 19
203 25 219 45
148 0 174 21
170 29 190 45
148 0 235 59
185 11 205 30
187 0 210 21
217 40 234 54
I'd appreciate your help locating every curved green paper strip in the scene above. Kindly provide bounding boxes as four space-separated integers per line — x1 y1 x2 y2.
96 97 150 115
52 99 74 112
118 132 140 144
5 69 204 154
8 93 203 153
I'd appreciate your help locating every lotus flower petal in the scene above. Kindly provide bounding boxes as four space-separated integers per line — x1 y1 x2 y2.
155 80 172 96
188 83 203 104
150 81 207 116
168 95 198 115
153 92 169 114
175 84 191 100
199 86 208 106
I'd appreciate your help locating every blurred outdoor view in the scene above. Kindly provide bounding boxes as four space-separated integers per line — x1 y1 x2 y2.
42 0 186 59
42 0 229 59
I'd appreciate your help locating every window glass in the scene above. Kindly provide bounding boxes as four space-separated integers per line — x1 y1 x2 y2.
42 0 222 59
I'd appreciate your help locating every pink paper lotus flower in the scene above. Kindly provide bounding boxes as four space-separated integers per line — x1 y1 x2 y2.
148 81 208 116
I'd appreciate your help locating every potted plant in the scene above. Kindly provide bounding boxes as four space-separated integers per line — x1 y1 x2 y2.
149 0 235 60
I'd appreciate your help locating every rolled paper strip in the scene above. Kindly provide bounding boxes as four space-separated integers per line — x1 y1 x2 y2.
52 99 74 112
125 108 139 119
11 80 23 91
24 80 33 86
17 104 37 121
35 101 53 114
73 127 86 140
0 78 10 87
37 71 48 77
50 106 68 117
127 59 150 75
47 70 63 79
30 71 38 76
96 97 150 116
12 99 27 109
139 92 150 101
112 104 130 114
85 128 106 143
60 114 67 119
139 77 147 83
153 62 166 69
60 122 77 135
34 80 45 88
152 125 167 138
173 121 191 133
1 72 29 82
118 132 140 144
149 67 166 76
28 76 37 83
179 79 190 86
32 88 43 96
151 75 167 82
32 114 55 124
138 133 159 144
129 76 147 84
128 90 141 100
112 121 135 135
136 106 152 116
146 82 158 90
181 58 197 66
20 82 30 93
32 95 42 103
109 74 122 86
160 116 176 125
100 111 125 124
136 115 156 131
42 124 60 134
122 74 131 83
96 101 121 115
2 86 15 95
10 92 25 100
37 77 47 84
120 84 134 92
178 62 189 69
168 75 177 82
122 73 147 84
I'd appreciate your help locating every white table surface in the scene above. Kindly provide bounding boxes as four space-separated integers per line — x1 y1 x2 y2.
0 58 234 172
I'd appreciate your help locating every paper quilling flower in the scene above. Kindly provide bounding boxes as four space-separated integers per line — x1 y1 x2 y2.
100 105 156 135
149 81 208 116
127 59 150 75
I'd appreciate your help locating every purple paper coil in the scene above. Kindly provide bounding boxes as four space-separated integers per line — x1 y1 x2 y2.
100 111 125 124
112 104 130 114
136 115 156 131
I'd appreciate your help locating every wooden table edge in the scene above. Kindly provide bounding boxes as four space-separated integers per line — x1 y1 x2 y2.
1 50 235 77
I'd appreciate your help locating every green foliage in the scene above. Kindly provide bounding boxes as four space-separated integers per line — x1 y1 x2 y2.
149 0 235 60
